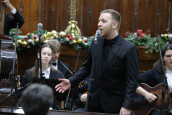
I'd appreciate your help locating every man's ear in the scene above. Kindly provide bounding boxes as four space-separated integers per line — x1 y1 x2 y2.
112 21 118 29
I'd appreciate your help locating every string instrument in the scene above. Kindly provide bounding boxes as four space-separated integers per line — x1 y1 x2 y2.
84 91 88 94
0 2 16 78
132 83 171 115
78 81 88 94
0 2 17 107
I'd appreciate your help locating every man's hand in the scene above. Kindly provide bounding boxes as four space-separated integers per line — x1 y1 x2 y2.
55 78 71 93
80 94 87 103
119 107 131 115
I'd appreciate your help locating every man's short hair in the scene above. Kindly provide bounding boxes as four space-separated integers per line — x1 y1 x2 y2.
47 40 61 52
20 83 54 115
100 9 121 30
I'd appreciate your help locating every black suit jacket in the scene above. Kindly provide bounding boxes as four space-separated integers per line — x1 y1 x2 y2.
69 34 139 113
4 10 25 35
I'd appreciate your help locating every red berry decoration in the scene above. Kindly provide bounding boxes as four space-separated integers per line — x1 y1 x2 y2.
24 36 28 40
69 36 73 40
84 38 88 43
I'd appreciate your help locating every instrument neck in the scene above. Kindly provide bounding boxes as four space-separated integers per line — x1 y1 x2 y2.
0 3 6 34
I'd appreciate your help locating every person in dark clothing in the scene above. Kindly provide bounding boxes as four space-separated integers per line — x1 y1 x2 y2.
136 44 172 115
55 9 139 114
20 44 64 110
2 0 24 35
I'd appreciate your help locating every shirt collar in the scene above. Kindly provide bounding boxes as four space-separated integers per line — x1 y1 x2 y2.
104 34 120 46
43 67 50 79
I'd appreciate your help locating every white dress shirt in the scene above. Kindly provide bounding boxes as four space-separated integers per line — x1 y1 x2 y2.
42 67 50 79
11 8 17 14
166 69 172 92
51 60 58 70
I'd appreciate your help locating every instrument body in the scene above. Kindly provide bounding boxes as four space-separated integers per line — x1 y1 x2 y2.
132 83 171 115
0 40 17 78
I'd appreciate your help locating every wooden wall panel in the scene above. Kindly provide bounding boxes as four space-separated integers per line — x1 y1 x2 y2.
77 0 100 36
19 0 30 34
56 0 71 31
2 0 171 37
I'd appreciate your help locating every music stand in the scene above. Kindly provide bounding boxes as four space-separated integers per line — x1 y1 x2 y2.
32 78 67 101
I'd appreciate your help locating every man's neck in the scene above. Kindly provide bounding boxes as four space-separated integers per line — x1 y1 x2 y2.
52 60 58 63
106 30 118 40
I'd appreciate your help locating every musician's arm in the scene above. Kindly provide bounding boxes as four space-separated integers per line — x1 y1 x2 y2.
3 0 25 29
2 0 15 11
136 86 157 102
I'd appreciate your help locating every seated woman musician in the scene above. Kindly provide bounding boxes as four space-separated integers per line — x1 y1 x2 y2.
20 44 64 110
136 44 172 115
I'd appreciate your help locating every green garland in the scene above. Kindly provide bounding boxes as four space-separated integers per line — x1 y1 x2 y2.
124 29 170 53
10 29 171 52
10 29 94 51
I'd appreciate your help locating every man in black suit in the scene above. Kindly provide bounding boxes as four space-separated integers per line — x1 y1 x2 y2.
47 40 71 79
2 0 25 35
55 9 139 114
